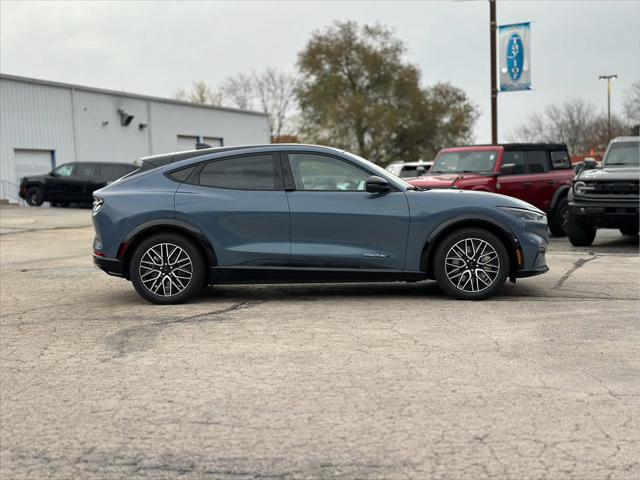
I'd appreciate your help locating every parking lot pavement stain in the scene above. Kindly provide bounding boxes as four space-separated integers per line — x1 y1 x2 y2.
553 253 597 290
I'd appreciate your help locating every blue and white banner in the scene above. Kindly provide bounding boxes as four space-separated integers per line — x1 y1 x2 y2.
499 22 531 92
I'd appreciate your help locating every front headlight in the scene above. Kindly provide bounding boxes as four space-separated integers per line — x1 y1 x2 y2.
498 206 546 221
573 181 587 195
92 196 104 216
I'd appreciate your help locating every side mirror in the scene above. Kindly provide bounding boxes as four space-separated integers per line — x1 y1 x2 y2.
584 158 598 169
499 163 517 175
49 171 58 177
366 175 391 193
415 165 426 177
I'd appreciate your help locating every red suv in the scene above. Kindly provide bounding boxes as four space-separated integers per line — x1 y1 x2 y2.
408 144 575 236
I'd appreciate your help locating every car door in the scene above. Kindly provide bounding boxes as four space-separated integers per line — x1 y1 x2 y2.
496 150 540 206
72 163 100 202
174 153 290 267
523 150 554 211
44 163 76 202
282 152 410 270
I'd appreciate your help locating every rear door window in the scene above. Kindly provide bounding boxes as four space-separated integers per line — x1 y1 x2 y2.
76 163 99 177
101 164 130 181
526 150 550 173
197 154 276 190
501 151 527 174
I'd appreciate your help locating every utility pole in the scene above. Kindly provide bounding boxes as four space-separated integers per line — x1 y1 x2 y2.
490 0 498 144
598 74 617 142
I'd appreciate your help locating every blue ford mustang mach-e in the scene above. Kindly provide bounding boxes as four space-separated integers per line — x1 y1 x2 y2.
92 144 549 304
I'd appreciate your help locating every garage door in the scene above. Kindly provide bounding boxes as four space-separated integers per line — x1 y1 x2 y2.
14 149 54 183
176 135 198 151
203 137 223 147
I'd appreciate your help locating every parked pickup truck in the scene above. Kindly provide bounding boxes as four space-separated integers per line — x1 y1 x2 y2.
408 143 576 236
567 136 639 246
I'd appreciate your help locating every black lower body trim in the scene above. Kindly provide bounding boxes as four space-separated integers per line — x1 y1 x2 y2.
210 266 429 285
93 255 123 277
516 266 549 278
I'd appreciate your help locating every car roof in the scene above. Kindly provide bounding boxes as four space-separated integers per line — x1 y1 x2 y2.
140 144 346 170
609 136 639 143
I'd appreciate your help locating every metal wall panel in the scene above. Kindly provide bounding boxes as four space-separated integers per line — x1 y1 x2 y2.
0 75 271 203
0 79 75 200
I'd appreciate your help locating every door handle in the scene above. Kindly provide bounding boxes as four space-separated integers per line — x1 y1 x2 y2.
546 180 555 185
522 182 532 187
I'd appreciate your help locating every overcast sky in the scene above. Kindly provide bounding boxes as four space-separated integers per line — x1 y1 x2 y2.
1 0 639 144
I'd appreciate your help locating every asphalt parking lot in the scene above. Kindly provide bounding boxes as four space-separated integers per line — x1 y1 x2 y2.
1 205 639 480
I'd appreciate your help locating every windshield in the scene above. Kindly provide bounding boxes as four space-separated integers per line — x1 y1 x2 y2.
431 150 498 174
604 141 639 167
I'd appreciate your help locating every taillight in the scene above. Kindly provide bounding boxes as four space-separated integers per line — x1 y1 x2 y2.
92 196 104 216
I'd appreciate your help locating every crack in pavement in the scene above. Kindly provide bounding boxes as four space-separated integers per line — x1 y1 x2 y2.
554 253 597 289
104 302 259 358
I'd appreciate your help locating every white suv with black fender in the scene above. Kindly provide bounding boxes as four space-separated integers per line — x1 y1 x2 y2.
567 137 639 246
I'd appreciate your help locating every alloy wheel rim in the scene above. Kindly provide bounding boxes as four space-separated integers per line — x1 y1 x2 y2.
445 237 500 293
139 243 193 297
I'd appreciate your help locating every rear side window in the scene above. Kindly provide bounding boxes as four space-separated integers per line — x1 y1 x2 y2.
101 164 130 180
550 151 571 169
526 150 550 173
167 166 195 183
77 163 99 177
197 154 276 190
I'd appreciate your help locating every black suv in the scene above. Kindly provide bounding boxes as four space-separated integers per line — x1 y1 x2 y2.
19 161 137 207
567 136 639 246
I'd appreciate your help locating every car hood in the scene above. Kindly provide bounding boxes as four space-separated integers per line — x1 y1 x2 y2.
20 174 49 183
408 186 544 213
409 173 488 187
578 166 640 181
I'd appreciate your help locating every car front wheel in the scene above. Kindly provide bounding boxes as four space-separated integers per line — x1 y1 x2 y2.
433 228 509 300
130 233 205 305
548 196 568 237
567 213 596 246
25 186 44 207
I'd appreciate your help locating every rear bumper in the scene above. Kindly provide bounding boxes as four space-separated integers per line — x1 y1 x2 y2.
93 254 123 277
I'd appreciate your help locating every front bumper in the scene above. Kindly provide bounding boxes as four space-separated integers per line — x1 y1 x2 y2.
568 192 639 228
93 254 123 277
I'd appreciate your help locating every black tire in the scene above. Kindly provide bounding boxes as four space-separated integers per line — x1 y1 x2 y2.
567 212 596 246
25 186 44 207
548 196 568 237
620 226 639 236
433 228 510 300
130 233 205 305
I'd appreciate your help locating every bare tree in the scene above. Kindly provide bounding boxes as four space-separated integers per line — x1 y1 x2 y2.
509 98 605 154
173 80 222 105
219 69 299 140
623 80 640 132
220 73 255 111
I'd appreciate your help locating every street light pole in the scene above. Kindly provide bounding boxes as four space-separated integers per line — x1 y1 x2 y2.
599 74 618 142
490 0 498 144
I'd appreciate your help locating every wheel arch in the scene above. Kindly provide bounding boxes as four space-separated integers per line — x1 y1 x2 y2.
549 185 570 212
420 215 522 282
118 219 217 281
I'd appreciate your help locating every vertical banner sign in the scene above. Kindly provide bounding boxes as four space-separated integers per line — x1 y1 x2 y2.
498 22 531 92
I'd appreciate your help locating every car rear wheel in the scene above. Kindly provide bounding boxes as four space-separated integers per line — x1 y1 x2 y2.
433 228 509 300
130 233 205 305
548 197 568 237
567 213 596 246
25 186 44 207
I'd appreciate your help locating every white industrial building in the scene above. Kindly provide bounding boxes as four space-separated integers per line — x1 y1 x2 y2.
0 73 270 203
